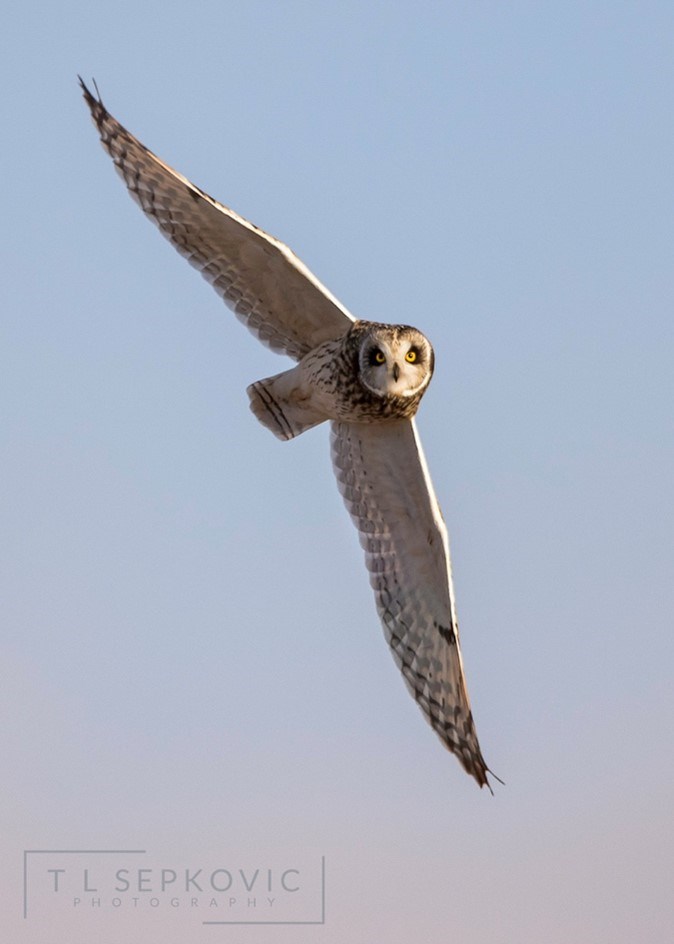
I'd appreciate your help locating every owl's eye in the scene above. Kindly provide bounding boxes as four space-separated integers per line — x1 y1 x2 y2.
371 349 386 365
405 349 418 363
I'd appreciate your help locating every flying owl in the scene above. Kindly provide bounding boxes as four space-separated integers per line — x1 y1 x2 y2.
80 79 499 790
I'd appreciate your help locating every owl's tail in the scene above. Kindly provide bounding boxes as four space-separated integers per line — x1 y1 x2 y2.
247 371 326 441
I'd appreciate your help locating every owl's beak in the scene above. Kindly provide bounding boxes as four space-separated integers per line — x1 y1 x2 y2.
392 363 400 381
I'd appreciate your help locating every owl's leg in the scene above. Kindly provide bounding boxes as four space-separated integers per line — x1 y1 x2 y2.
247 367 327 441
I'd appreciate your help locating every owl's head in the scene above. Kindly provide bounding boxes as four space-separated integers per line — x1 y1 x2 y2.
357 324 434 400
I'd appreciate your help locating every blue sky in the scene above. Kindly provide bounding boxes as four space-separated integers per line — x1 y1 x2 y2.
3 2 673 941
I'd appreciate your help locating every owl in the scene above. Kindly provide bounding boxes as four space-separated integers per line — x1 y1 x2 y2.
80 79 499 791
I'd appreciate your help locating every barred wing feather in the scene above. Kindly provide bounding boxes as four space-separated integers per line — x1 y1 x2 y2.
80 79 354 361
331 418 493 789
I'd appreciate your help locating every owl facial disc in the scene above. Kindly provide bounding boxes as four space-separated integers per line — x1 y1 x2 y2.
358 325 434 400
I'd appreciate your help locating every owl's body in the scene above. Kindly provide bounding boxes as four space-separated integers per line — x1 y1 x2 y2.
250 321 434 441
80 79 499 791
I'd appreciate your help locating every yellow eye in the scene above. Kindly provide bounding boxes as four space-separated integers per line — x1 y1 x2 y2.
405 349 418 363
374 350 386 364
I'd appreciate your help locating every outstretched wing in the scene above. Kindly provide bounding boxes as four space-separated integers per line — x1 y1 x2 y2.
331 418 495 789
80 79 354 361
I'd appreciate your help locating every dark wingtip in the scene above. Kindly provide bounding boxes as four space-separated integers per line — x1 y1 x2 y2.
78 75 105 111
78 75 111 136
484 767 505 794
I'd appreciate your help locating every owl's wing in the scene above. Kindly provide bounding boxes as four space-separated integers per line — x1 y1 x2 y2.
331 418 496 790
80 80 354 361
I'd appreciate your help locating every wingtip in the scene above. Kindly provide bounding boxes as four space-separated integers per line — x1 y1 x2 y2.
483 767 505 794
78 75 104 110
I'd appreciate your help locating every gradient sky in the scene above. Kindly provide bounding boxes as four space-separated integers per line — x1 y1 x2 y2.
3 2 673 942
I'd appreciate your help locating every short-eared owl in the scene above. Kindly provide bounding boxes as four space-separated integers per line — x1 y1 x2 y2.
80 80 498 790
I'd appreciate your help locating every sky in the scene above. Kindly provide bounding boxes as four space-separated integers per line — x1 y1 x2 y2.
2 1 673 941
